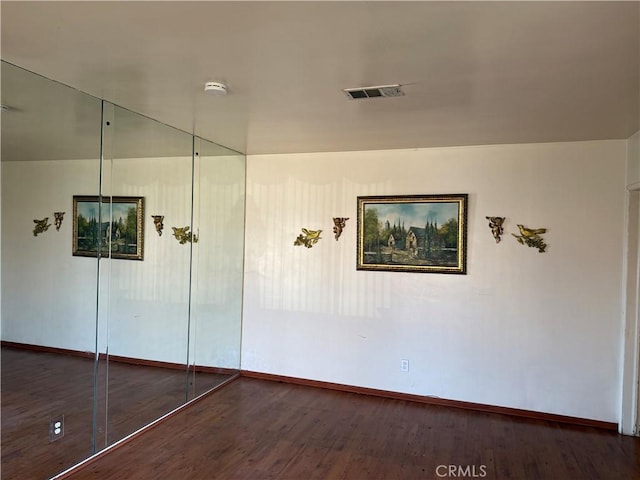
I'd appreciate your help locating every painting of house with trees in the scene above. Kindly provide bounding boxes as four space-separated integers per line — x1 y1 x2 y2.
357 194 467 274
72 196 145 260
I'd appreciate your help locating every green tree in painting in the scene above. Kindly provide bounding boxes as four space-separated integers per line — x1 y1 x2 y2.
77 213 98 249
77 214 89 238
439 218 459 248
363 208 380 252
124 207 137 246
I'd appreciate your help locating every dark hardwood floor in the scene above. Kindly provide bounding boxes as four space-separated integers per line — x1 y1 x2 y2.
62 377 640 480
1 347 233 480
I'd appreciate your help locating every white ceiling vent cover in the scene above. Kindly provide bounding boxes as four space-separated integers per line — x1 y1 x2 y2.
343 84 404 100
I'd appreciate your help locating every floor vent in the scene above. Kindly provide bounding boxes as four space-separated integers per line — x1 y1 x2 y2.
343 84 404 100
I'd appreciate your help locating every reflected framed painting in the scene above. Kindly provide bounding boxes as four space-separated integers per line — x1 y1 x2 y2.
357 194 467 274
72 195 145 260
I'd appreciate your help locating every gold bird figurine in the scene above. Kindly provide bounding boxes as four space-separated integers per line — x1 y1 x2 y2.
516 224 547 238
172 226 191 244
33 217 51 236
512 224 548 252
294 228 322 248
302 228 321 241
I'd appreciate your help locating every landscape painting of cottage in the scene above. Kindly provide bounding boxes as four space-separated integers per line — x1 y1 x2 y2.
357 194 467 274
72 195 145 260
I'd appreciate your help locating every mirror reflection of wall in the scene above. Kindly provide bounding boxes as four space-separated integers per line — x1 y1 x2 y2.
95 102 196 448
1 61 102 479
189 138 245 399
0 61 245 479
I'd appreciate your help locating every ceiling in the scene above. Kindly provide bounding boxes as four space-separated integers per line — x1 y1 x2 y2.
1 1 639 156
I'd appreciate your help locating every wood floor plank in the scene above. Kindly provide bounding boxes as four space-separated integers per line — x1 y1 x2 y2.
61 377 640 480
4 350 639 480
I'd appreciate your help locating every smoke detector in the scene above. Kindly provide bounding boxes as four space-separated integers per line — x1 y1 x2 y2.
343 84 404 100
204 82 228 95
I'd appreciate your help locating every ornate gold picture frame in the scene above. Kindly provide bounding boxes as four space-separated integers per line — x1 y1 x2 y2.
357 194 467 274
72 195 145 260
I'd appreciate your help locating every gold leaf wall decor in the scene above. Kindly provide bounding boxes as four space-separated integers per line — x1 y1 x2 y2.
486 216 505 243
54 212 65 231
332 217 349 241
152 215 164 236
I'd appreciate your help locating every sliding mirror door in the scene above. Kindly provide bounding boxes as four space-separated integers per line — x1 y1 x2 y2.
188 138 245 399
1 61 102 479
1 62 247 478
97 103 194 448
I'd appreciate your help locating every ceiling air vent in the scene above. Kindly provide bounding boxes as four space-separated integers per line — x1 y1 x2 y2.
343 84 404 100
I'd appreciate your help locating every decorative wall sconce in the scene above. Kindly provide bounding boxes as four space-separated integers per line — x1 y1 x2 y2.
294 228 322 248
151 215 164 236
332 217 349 241
172 226 198 244
485 216 505 243
512 224 548 253
33 217 51 236
54 212 65 231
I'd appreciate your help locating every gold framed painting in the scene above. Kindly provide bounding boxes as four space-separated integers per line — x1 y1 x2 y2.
357 194 467 274
72 195 145 260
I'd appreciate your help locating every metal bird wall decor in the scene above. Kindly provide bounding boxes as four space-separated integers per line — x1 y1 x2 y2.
512 224 548 253
486 216 505 243
33 217 51 236
332 217 349 241
172 226 198 244
54 212 65 231
294 228 322 248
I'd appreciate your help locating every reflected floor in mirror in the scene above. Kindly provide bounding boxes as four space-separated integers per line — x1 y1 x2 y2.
0 346 233 480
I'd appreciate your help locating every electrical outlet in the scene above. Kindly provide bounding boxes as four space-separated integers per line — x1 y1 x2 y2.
49 415 64 442
400 359 410 372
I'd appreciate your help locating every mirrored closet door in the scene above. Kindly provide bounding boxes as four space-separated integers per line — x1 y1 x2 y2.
96 103 195 448
1 61 102 479
188 137 245 399
1 61 245 480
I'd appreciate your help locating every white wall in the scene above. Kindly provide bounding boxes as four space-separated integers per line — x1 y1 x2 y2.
4 140 629 422
242 140 627 423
